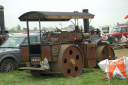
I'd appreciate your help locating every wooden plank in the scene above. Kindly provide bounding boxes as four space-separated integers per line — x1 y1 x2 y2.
19 67 48 70
110 42 127 50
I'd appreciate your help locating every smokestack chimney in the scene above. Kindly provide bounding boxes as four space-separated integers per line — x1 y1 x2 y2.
0 5 8 34
0 5 5 34
83 9 89 33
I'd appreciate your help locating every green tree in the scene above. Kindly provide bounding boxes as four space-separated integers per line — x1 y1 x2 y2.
89 25 95 29
23 27 27 31
9 26 16 33
16 25 21 31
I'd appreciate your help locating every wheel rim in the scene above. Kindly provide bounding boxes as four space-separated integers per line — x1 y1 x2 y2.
62 46 83 77
4 61 14 72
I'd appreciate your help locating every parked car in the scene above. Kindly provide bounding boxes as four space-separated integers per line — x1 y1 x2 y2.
107 25 128 43
0 33 41 72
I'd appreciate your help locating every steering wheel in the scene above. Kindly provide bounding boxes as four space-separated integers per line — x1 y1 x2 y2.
41 30 47 40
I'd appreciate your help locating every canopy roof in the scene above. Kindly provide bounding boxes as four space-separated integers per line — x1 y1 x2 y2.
19 11 95 21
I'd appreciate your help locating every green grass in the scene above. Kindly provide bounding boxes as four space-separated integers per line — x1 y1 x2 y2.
114 49 128 52
117 39 121 43
0 68 128 85
114 49 128 59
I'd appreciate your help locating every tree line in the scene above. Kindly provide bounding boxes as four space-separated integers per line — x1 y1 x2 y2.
6 25 95 33
5 25 38 33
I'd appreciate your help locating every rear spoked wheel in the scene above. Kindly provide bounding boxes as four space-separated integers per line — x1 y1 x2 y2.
50 45 84 77
61 46 83 77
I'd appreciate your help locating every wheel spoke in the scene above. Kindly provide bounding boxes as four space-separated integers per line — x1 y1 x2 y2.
3 61 14 72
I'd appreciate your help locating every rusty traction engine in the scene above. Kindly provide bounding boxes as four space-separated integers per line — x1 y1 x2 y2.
19 9 116 77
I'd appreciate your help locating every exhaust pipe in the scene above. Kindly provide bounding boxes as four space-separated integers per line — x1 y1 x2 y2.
83 9 89 33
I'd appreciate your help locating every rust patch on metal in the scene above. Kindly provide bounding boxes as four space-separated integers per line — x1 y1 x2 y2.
42 46 51 61
88 59 96 67
87 44 96 67
21 47 29 61
78 45 87 67
87 44 96 58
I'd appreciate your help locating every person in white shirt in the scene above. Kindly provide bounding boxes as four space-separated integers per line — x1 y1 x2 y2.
121 34 127 43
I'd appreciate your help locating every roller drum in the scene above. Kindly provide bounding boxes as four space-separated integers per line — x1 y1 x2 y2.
96 46 115 62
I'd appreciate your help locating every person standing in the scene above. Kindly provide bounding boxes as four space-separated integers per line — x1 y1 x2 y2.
102 33 108 41
121 34 127 43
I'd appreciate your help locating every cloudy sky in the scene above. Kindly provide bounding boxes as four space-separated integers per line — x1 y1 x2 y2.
1 0 128 30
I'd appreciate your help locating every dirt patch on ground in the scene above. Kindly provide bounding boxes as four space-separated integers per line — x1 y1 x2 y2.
114 49 128 59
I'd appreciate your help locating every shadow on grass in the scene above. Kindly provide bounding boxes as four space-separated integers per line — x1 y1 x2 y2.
82 68 103 73
17 68 104 81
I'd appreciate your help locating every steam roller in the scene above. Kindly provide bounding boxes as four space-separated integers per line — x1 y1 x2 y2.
50 45 84 77
18 10 116 78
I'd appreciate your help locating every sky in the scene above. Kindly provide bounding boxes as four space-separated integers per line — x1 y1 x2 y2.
1 0 128 30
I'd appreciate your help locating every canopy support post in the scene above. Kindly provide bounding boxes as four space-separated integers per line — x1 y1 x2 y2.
39 15 42 44
26 16 30 46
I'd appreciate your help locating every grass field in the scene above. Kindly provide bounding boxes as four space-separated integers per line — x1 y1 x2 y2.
0 49 128 85
0 68 128 85
114 49 128 59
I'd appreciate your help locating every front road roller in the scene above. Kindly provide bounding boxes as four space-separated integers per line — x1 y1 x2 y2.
50 45 84 78
96 46 115 65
